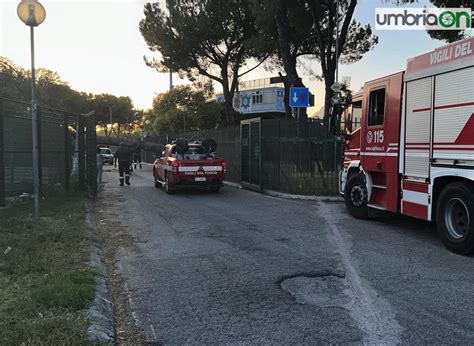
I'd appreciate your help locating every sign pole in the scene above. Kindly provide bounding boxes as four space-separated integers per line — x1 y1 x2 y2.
335 0 340 83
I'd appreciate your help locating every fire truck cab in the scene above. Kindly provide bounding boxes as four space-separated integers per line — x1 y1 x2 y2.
340 37 474 255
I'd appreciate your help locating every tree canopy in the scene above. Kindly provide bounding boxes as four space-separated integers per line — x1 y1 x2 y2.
148 85 223 137
139 0 267 125
252 0 378 120
306 0 378 119
89 93 136 137
0 57 140 137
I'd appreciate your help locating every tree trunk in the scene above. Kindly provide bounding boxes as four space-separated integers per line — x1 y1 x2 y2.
276 0 307 129
221 67 235 125
276 0 301 89
283 81 292 118
323 66 336 123
222 86 235 125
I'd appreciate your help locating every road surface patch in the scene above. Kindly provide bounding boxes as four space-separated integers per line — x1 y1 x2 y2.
279 273 353 309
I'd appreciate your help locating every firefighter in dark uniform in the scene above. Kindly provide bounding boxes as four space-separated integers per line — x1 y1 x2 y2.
114 142 132 186
133 144 142 170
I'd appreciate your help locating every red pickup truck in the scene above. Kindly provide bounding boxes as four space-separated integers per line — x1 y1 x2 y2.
153 140 227 194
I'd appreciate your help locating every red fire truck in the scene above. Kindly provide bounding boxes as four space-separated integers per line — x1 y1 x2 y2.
339 37 474 255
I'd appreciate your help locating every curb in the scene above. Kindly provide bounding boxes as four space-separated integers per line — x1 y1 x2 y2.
223 181 343 202
85 200 115 344
223 181 243 189
263 189 343 202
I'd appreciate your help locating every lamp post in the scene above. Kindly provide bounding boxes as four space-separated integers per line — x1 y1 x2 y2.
17 0 46 218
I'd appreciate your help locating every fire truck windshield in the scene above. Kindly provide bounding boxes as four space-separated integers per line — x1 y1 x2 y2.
348 100 362 132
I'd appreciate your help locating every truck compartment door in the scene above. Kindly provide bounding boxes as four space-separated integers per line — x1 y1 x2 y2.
433 66 474 166
403 77 432 179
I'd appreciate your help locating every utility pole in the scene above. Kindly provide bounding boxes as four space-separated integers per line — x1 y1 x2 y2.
169 69 173 90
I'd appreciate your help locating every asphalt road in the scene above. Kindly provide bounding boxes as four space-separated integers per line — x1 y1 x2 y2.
99 164 474 344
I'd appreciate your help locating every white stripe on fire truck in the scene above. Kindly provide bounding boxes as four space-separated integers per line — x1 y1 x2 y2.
402 144 474 149
363 152 398 157
203 166 224 171
402 190 429 206
179 166 199 172
405 152 430 158
433 153 474 160
434 144 474 148
178 166 223 172
344 152 398 157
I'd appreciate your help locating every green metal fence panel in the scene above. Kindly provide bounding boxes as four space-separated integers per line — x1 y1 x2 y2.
207 126 240 183
3 99 34 195
144 118 341 195
0 97 94 198
38 107 65 187
142 135 168 163
249 121 261 187
64 113 70 191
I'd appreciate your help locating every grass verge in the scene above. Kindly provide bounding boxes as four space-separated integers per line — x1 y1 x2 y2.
0 192 96 344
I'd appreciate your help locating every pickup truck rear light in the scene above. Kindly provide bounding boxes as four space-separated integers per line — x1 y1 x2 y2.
222 161 228 172
171 161 179 173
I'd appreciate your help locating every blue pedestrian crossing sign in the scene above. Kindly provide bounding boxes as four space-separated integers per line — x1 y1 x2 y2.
289 87 310 107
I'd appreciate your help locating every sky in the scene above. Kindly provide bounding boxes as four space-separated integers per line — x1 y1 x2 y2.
1 0 472 114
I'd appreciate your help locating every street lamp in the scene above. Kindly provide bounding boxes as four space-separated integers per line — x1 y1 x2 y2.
17 0 46 218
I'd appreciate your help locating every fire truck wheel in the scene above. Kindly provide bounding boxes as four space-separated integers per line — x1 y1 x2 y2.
344 173 369 219
436 182 474 255
165 174 175 194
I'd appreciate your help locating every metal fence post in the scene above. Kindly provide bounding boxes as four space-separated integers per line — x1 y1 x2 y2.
37 105 43 196
78 115 85 190
63 112 70 191
0 99 5 207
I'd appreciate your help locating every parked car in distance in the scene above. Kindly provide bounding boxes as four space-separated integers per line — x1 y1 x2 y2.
99 147 114 165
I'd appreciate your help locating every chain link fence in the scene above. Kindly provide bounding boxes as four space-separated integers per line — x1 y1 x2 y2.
0 97 97 206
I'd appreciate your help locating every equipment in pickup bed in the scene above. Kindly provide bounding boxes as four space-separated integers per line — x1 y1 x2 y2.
153 138 227 194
